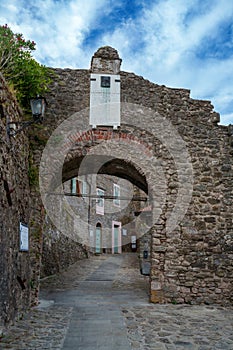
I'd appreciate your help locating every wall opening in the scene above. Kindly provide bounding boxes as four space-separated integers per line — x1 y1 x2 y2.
95 222 102 254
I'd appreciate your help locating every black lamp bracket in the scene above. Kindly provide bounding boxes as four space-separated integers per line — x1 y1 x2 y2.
7 96 46 137
7 115 43 137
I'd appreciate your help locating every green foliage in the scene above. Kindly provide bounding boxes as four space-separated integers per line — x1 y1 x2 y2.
28 164 39 188
0 24 51 108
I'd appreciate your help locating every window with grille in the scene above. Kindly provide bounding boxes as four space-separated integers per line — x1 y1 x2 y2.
96 188 105 215
113 184 120 206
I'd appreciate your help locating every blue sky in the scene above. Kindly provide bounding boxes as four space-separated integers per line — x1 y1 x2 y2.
1 0 233 125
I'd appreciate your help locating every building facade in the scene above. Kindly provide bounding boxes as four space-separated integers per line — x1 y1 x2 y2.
63 174 148 254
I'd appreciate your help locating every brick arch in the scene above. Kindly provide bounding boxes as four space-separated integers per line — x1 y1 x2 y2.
61 126 177 192
61 127 161 193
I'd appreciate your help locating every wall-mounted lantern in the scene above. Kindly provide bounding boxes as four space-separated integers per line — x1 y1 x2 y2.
7 96 46 137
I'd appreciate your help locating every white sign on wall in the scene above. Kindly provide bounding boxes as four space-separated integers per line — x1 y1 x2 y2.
122 229 127 236
19 222 29 251
90 73 121 128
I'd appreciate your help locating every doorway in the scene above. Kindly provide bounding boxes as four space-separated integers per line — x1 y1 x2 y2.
112 221 122 254
95 223 102 254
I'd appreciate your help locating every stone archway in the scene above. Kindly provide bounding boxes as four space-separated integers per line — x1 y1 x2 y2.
39 116 186 303
38 46 233 306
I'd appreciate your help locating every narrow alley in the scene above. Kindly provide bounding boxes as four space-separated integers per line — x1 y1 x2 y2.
0 253 232 350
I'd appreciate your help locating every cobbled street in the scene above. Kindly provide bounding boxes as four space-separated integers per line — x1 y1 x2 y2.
0 253 232 350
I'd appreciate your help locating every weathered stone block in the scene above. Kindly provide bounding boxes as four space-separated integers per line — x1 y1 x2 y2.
153 246 166 253
150 290 164 303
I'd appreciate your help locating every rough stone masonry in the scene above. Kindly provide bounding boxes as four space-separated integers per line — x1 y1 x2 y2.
42 46 233 305
0 74 31 331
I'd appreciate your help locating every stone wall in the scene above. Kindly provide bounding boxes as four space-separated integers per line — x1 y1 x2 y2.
41 216 89 277
39 47 233 305
120 71 233 304
0 72 91 330
0 74 31 330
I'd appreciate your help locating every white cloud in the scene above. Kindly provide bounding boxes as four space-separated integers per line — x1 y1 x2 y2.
0 0 110 67
99 0 233 124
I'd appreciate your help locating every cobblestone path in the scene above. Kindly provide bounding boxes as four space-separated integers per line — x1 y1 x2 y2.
0 253 232 349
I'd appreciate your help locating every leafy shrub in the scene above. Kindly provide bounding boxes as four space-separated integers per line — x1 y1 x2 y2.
0 24 51 108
